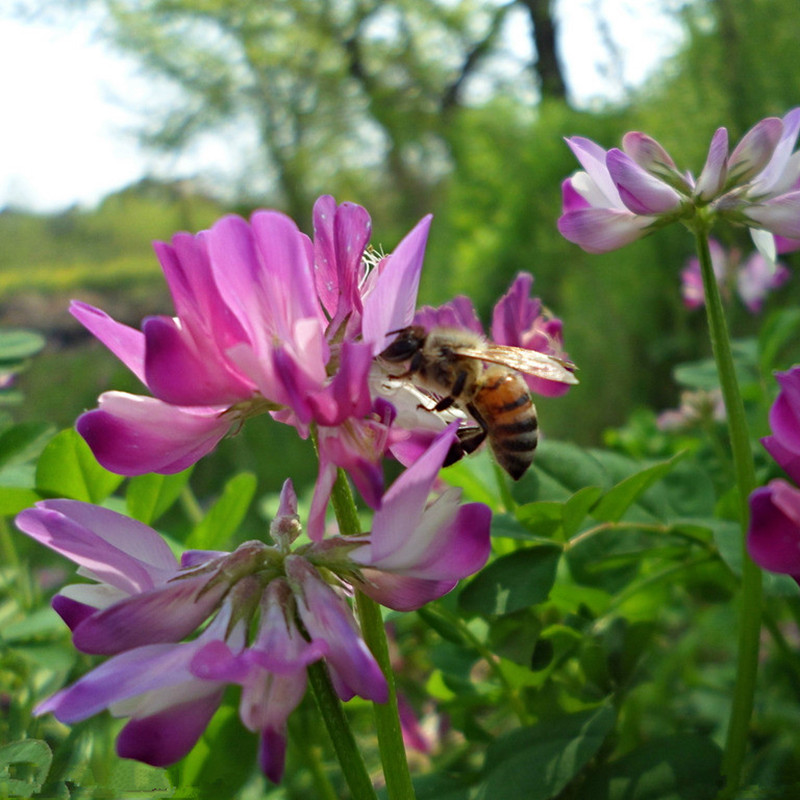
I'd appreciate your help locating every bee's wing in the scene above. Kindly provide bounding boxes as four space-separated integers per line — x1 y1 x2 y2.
457 345 579 384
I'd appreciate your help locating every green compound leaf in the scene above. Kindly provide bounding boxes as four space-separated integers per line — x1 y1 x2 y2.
35 428 123 502
0 739 53 798
479 705 615 800
459 544 562 616
591 452 686 523
126 467 194 525
184 472 257 550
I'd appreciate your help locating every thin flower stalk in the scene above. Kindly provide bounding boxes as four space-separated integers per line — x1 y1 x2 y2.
327 466 416 800
693 226 762 798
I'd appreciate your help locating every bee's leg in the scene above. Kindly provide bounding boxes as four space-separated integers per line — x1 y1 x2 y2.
429 369 468 412
459 402 489 455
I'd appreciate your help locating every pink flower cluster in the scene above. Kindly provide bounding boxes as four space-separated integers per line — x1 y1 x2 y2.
17 427 490 782
558 108 800 254
20 194 576 780
680 239 789 313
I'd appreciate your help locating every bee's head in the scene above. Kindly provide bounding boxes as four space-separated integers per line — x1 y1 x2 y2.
379 325 427 362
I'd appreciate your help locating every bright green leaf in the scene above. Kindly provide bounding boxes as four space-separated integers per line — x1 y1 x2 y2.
184 472 257 549
591 452 685 523
126 467 194 525
35 428 123 502
0 739 52 798
0 486 41 516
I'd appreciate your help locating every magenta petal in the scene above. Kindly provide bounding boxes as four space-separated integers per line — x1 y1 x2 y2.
557 207 653 253
259 728 288 783
72 576 227 654
355 570 456 612
560 177 592 213
313 195 371 322
362 215 432 354
769 368 800 452
748 481 800 577
77 393 229 476
52 594 95 631
763 435 800 485
116 691 225 767
606 149 682 215
490 273 537 346
143 316 254 405
69 302 146 383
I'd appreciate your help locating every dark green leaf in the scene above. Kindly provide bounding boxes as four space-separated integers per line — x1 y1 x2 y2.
460 544 562 615
35 428 123 502
0 421 55 471
592 452 685 523
579 734 722 800
479 705 615 800
185 472 257 549
521 440 609 500
126 467 194 525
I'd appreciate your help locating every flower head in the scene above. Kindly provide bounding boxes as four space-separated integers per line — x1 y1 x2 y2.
73 196 432 523
559 107 800 254
16 428 490 780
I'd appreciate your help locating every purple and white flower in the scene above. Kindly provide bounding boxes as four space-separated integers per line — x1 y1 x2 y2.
16 426 490 780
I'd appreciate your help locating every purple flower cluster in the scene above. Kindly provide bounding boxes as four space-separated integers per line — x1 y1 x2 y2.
17 427 490 782
558 108 800 254
19 194 575 780
748 368 800 583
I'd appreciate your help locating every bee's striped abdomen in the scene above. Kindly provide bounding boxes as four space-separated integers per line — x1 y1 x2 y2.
473 368 539 480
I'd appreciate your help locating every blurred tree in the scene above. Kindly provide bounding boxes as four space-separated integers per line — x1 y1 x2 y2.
46 0 573 226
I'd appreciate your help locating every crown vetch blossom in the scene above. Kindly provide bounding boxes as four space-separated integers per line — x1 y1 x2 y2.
72 196 432 533
16 427 490 780
559 107 800 254
747 367 800 581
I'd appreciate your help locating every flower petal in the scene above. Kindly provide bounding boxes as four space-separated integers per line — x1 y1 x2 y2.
362 215 432 354
116 691 225 767
745 191 800 238
77 392 229 476
748 480 800 578
69 302 146 383
728 117 783 185
694 127 730 200
557 207 654 254
606 149 683 215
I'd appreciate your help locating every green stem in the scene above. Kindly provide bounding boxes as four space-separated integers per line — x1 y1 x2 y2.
329 468 416 800
694 227 762 797
307 661 378 800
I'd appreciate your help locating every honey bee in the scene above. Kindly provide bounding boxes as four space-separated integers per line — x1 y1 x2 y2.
379 326 578 480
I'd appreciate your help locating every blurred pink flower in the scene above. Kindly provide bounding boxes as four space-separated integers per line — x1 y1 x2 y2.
680 240 789 312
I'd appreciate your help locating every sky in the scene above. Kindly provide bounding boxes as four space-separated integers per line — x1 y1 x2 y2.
0 2 682 213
